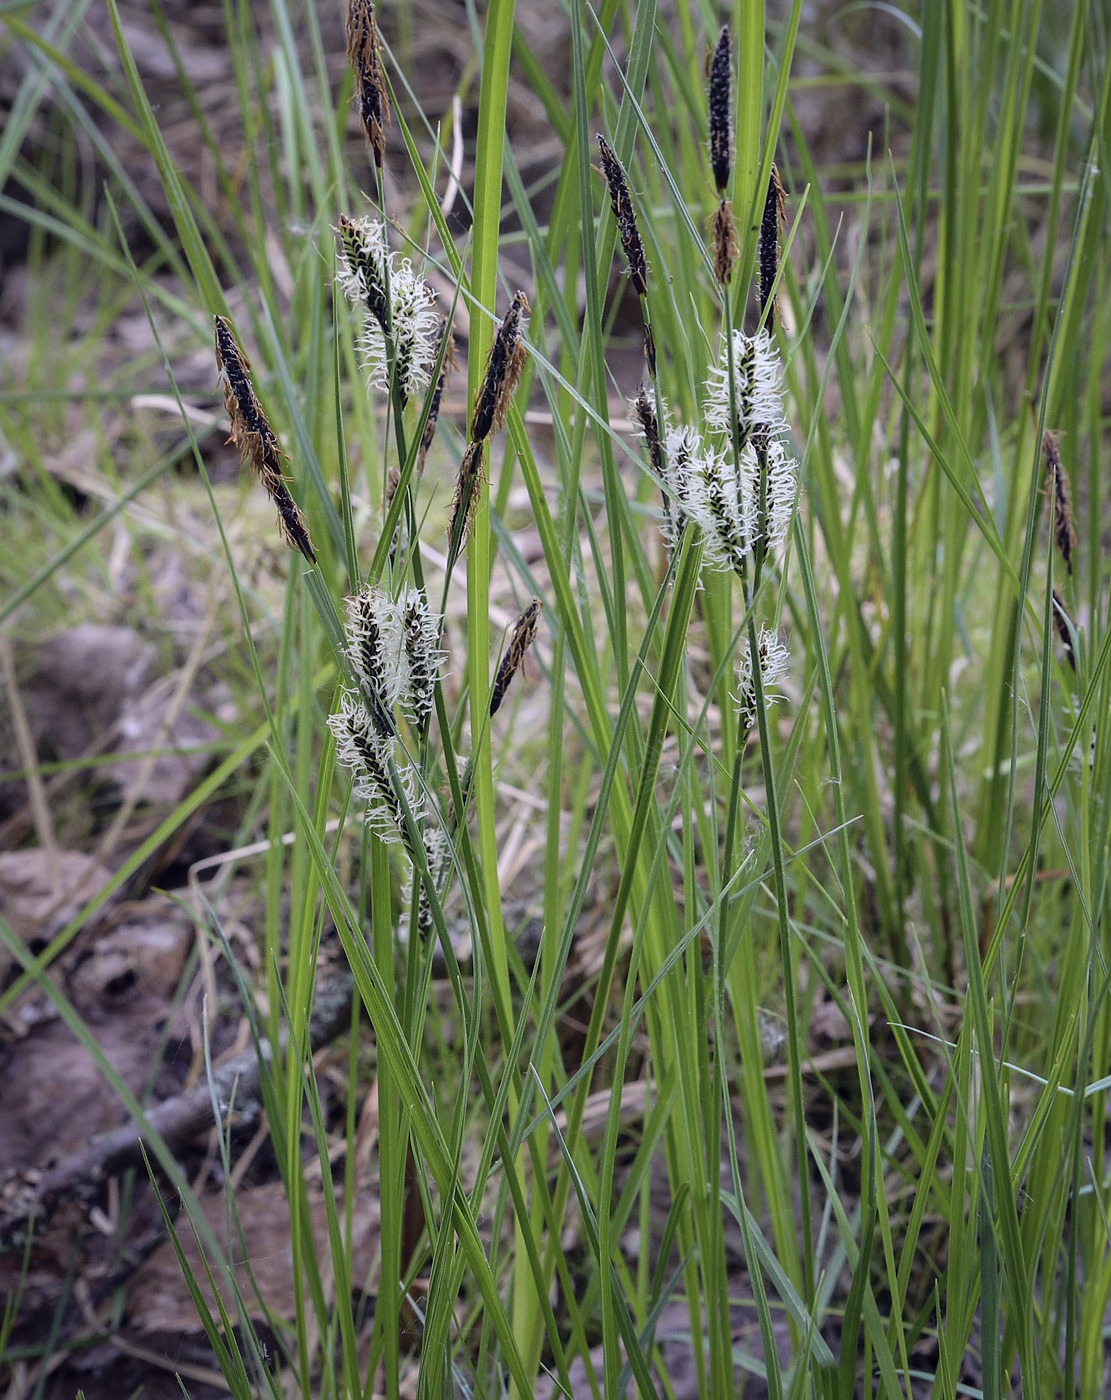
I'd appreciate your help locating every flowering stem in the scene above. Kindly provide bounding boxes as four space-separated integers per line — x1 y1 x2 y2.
744 597 815 1305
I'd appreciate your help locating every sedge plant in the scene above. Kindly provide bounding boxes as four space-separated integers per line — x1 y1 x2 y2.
2 2 1111 1400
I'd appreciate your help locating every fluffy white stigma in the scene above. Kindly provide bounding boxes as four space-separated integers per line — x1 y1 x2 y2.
335 215 389 311
399 585 444 729
343 585 445 733
760 438 798 549
659 423 696 551
704 329 787 444
357 260 439 401
335 216 439 402
327 689 420 843
735 628 790 727
344 586 406 718
678 430 758 574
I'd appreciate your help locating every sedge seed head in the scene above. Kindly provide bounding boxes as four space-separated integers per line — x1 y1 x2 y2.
712 197 738 286
708 27 733 194
735 628 790 728
400 586 444 730
449 440 487 546
597 134 649 298
704 328 788 447
328 690 419 845
490 599 542 716
346 0 391 167
682 434 756 575
335 216 440 404
1043 430 1077 575
213 315 315 563
758 165 786 331
470 292 530 443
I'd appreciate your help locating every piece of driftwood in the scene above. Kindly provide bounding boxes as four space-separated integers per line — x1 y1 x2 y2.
0 967 354 1249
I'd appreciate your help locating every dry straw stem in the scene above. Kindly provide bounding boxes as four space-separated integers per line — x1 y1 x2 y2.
469 291 530 442
708 26 732 194
449 440 487 545
1052 588 1076 670
213 315 316 563
1043 430 1077 575
596 135 649 298
346 0 390 168
490 599 542 716
758 164 786 331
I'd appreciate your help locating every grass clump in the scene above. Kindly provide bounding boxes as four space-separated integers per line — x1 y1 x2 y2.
1 1 1111 1399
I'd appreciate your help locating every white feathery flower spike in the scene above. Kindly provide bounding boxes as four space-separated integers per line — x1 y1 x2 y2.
735 628 790 727
399 585 444 729
335 215 439 402
344 586 405 726
678 428 758 574
659 423 698 552
343 585 445 734
704 329 787 446
759 438 798 549
327 689 421 844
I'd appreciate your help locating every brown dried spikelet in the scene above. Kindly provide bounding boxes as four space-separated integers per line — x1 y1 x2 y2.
418 320 455 473
1043 431 1077 575
490 599 542 716
470 292 530 443
214 316 316 563
596 135 648 298
448 440 487 546
347 0 391 168
712 197 738 285
631 384 664 480
758 164 786 331
1052 588 1076 670
708 27 732 194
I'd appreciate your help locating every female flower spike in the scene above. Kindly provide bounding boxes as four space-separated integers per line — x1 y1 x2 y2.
327 690 419 844
335 215 439 403
704 328 787 448
674 426 757 575
735 628 790 728
344 584 444 732
399 586 443 729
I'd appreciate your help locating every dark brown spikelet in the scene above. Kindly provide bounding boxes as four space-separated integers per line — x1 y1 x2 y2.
1052 588 1076 670
490 599 542 716
631 384 664 480
214 316 316 564
346 0 390 168
712 197 737 285
758 165 786 331
597 135 648 298
419 320 455 473
708 27 733 194
1043 431 1077 575
470 292 530 443
448 440 487 546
